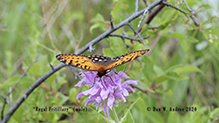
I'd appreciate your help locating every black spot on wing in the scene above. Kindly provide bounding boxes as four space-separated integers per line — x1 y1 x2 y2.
84 65 87 69
69 60 73 65
75 64 80 67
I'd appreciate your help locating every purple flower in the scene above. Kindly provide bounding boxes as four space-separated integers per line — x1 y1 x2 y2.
75 70 137 120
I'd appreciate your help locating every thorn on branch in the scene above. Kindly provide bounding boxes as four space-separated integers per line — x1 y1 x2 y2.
88 45 95 52
110 15 114 29
49 63 54 71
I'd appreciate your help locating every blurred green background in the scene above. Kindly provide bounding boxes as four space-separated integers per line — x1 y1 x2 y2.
0 0 219 122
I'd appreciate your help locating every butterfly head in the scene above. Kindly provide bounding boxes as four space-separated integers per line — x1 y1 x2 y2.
97 71 107 78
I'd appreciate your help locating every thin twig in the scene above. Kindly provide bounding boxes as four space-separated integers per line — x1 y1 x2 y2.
1 49 41 121
138 0 166 32
182 0 199 26
131 85 148 94
135 0 139 12
0 95 7 120
162 1 188 18
128 24 148 47
143 0 148 7
7 49 41 97
121 29 130 48
1 1 163 122
162 1 199 26
41 0 60 52
121 37 129 48
146 35 160 57
75 0 162 55
138 8 148 28
109 34 149 41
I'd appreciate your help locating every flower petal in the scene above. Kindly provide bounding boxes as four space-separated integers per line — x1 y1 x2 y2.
118 71 129 79
122 80 137 85
125 86 135 92
106 105 110 120
103 102 107 116
76 92 85 100
114 93 126 102
100 88 109 100
123 88 129 96
85 98 95 107
107 94 115 109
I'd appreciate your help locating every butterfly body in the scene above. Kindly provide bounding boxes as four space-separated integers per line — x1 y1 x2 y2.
56 49 150 77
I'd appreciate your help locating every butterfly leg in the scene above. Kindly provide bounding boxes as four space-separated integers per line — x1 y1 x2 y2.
104 75 116 86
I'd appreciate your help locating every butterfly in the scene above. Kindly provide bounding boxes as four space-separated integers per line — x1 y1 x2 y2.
56 49 150 77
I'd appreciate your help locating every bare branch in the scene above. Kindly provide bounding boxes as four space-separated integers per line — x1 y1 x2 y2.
0 95 7 120
135 0 139 12
7 49 41 97
109 34 149 42
143 0 148 7
1 49 41 121
162 1 189 18
138 0 166 32
182 0 199 26
131 85 148 94
75 0 162 55
162 1 199 27
1 63 65 122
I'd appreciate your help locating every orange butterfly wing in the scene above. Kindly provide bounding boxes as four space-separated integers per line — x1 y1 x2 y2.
56 54 111 72
105 49 150 70
56 49 150 77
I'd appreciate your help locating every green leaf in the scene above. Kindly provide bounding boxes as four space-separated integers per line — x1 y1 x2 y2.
172 65 202 74
110 39 127 55
167 112 182 123
155 71 188 85
90 106 112 122
142 56 154 82
209 108 219 119
187 36 199 43
163 32 188 40
90 23 100 33
121 97 140 122
90 13 104 23
69 88 78 102
29 63 41 75
122 110 135 123
0 75 20 90
103 48 116 58
46 74 57 84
